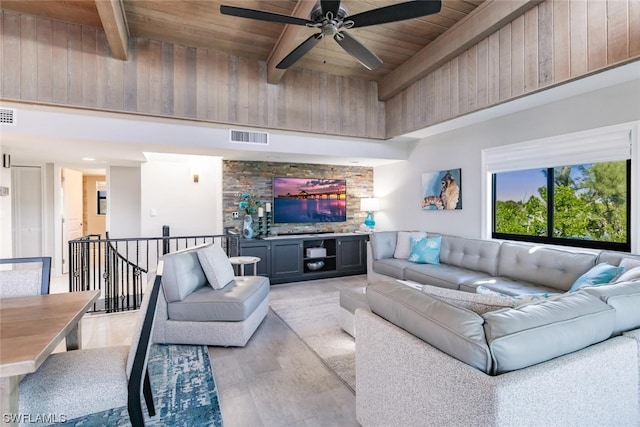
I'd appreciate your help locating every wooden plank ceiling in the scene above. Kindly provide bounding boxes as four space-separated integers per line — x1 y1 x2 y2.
0 0 485 84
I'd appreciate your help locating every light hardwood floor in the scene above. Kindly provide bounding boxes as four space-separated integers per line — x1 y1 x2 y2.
67 274 365 427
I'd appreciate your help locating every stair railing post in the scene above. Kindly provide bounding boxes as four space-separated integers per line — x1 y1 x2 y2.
162 225 170 255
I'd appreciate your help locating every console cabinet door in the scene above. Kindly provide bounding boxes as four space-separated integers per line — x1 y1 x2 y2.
271 240 303 279
337 235 367 273
239 240 271 276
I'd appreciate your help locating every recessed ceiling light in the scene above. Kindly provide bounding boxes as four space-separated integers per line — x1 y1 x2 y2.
82 157 95 161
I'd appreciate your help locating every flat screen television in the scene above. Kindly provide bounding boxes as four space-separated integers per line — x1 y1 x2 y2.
273 177 347 223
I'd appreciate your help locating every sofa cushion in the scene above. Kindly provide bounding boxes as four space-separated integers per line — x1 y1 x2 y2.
372 258 412 279
460 277 559 295
581 281 640 335
569 262 624 292
615 266 640 282
408 235 442 264
439 235 501 276
167 275 270 322
404 263 491 290
366 280 492 373
370 231 398 260
161 249 208 302
597 251 640 267
197 245 235 290
394 231 427 259
482 292 615 375
497 242 597 292
421 284 516 314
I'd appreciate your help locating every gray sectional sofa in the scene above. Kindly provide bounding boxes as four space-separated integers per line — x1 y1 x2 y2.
352 231 640 427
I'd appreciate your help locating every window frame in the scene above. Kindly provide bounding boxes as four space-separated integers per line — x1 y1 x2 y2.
491 159 631 252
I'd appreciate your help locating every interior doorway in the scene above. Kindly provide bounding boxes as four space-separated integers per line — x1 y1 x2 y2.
58 167 107 275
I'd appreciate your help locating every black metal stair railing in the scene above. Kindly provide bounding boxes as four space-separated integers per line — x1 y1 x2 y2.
68 232 239 313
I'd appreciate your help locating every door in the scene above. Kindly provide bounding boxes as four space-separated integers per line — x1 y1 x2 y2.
11 166 43 257
61 168 83 274
270 240 303 280
337 236 366 273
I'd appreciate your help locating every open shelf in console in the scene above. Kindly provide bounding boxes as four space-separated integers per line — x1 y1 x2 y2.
302 238 336 274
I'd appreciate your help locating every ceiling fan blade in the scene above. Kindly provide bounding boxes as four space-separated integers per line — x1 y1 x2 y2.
321 0 341 18
348 0 442 28
334 32 382 71
276 33 323 69
220 5 314 26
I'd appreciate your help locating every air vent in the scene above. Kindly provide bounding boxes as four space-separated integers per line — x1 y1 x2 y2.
0 108 16 126
230 129 269 145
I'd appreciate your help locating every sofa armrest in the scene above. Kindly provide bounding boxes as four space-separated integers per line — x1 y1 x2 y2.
355 309 639 427
366 241 390 283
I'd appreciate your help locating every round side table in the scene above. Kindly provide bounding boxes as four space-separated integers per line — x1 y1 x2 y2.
228 256 261 276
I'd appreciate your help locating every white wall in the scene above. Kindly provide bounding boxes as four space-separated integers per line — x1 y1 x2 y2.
108 166 142 238
140 154 223 237
375 79 640 251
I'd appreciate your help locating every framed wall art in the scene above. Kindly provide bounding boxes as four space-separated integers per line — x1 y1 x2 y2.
421 168 462 210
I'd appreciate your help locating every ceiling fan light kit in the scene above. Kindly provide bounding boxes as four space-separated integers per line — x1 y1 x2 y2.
220 0 442 71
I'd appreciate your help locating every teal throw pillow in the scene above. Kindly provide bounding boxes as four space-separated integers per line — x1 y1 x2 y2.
408 236 442 264
569 262 625 292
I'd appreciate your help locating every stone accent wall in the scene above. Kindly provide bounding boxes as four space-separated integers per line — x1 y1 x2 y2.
223 161 373 235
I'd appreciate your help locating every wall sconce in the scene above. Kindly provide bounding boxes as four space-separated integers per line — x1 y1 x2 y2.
360 197 380 230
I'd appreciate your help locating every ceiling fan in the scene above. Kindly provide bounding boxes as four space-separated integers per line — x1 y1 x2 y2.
220 0 442 71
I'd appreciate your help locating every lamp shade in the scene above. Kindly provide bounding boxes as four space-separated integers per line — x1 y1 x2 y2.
360 198 380 212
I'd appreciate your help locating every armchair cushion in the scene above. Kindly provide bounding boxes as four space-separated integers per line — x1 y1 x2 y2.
161 250 207 302
167 276 270 322
197 245 235 290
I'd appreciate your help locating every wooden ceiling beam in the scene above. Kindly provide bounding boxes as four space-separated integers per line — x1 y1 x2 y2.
378 0 543 101
266 0 316 85
95 0 129 60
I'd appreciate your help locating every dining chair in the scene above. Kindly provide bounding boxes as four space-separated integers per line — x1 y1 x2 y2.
18 261 164 426
0 256 51 297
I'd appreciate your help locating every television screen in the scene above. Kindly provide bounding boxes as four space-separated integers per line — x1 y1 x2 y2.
273 177 347 223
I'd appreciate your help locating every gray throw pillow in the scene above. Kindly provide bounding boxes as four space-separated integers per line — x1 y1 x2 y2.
620 258 640 271
393 231 426 259
197 245 235 290
615 266 640 283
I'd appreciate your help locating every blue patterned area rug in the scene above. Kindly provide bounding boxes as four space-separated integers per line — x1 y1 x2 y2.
58 344 223 427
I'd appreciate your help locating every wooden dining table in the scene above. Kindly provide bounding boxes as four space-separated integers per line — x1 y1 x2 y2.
0 290 100 425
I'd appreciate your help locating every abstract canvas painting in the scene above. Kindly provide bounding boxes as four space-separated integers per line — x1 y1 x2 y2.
421 169 462 210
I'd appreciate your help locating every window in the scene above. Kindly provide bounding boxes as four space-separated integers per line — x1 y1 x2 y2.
493 160 630 251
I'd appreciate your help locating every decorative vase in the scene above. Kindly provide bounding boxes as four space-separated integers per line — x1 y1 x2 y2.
242 214 254 239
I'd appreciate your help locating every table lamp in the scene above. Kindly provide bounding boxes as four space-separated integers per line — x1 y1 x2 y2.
360 198 380 230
